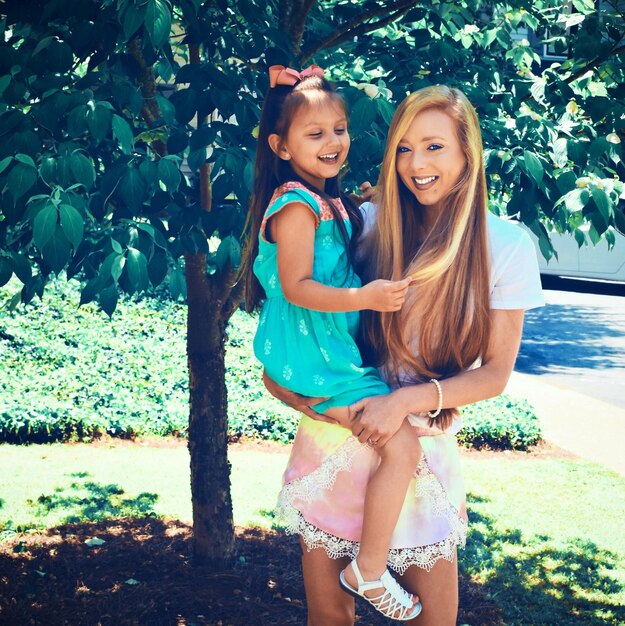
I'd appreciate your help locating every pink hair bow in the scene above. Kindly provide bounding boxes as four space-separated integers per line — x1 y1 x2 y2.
268 64 325 88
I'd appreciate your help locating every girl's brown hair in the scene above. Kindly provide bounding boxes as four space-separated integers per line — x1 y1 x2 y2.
360 85 491 430
240 74 361 313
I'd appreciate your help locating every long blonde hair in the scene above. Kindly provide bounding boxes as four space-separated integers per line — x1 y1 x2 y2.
361 86 491 430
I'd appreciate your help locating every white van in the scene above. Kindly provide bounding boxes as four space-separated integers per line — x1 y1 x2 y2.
518 223 625 283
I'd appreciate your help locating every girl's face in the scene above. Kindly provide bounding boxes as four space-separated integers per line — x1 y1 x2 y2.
276 96 350 190
395 108 466 212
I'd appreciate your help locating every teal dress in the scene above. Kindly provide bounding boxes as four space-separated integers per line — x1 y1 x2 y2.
253 182 390 414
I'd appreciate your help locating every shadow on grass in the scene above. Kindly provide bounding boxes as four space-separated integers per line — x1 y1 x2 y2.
27 473 159 525
463 492 625 626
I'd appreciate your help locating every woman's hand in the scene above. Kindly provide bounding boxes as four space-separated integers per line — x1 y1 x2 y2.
349 389 409 446
262 370 337 423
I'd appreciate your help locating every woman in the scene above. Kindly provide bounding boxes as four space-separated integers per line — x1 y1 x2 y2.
265 85 544 625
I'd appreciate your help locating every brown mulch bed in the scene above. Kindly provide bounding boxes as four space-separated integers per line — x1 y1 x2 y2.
0 517 504 626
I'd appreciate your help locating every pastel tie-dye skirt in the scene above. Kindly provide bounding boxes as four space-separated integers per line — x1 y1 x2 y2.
275 413 468 573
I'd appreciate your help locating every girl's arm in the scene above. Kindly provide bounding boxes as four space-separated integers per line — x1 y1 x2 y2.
271 202 411 313
349 308 525 445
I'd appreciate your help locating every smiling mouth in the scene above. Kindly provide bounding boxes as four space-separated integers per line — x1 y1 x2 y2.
318 152 340 164
412 175 439 188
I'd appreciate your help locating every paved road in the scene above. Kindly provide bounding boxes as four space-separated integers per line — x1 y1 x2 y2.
516 276 625 409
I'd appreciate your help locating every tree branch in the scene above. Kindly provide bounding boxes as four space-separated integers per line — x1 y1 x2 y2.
563 43 625 85
189 42 212 213
127 38 167 157
300 0 420 63
288 0 317 54
220 268 244 321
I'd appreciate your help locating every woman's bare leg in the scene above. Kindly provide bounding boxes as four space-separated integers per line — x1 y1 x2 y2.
300 539 355 626
398 552 459 626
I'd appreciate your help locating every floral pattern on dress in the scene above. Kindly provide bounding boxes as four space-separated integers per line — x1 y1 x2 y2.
283 365 293 381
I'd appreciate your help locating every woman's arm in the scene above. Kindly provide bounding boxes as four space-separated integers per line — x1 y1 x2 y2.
272 202 411 313
349 308 525 445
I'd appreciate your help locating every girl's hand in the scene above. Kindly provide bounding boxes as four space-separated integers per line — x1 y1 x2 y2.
262 370 337 423
348 181 376 206
360 277 413 312
349 390 409 446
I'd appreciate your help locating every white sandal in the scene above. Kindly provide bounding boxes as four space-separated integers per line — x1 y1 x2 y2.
338 559 422 621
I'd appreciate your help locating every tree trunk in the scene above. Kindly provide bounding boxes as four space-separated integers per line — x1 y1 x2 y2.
184 40 235 568
186 252 235 567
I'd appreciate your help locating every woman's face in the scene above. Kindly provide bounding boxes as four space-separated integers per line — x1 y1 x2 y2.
395 108 466 212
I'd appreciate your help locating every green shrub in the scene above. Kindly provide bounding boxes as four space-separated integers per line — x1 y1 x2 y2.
458 395 542 450
0 277 297 444
0 277 541 449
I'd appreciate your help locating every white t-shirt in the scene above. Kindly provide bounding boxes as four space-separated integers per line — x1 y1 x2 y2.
359 202 545 311
359 203 544 435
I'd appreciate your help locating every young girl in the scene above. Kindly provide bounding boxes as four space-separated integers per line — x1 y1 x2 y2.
241 65 430 621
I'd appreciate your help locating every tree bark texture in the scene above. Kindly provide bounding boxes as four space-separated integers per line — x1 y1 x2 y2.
186 251 235 567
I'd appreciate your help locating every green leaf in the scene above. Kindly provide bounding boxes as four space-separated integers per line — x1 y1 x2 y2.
67 105 89 138
86 105 112 144
551 138 568 168
157 158 181 191
39 156 57 186
101 251 125 282
215 235 241 270
169 88 198 124
33 203 58 249
376 99 395 126
99 285 119 317
190 125 216 150
122 3 146 39
41 225 71 273
0 156 12 175
147 250 168 286
560 188 589 213
45 39 73 73
169 266 186 300
0 256 12 287
15 153 35 168
0 75 10 98
7 161 37 202
350 97 378 136
145 0 172 48
243 160 254 193
522 151 544 187
125 248 149 292
69 152 95 190
10 252 32 284
590 185 612 223
59 203 84 249
118 167 148 210
112 114 134 154
187 147 207 173
156 96 176 126
573 228 586 248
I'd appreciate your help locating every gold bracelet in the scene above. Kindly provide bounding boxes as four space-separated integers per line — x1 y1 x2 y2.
427 378 443 418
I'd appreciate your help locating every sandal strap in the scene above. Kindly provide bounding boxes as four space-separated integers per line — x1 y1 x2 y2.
349 561 416 618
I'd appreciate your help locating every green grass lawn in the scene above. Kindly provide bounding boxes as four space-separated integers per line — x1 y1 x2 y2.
1 442 624 625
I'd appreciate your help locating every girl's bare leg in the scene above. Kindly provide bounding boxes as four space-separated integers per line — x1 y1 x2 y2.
341 419 422 604
300 540 355 626
398 553 459 625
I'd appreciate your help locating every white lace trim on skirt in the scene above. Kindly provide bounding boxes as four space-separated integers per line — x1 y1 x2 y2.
275 438 467 574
